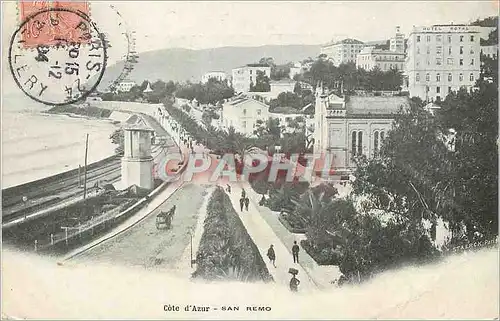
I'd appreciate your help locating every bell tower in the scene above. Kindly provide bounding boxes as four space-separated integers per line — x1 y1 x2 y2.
313 82 329 155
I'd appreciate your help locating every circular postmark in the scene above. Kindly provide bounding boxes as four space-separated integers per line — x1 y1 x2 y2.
8 7 107 106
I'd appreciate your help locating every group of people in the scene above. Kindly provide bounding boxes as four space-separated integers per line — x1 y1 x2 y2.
239 189 250 212
266 241 302 292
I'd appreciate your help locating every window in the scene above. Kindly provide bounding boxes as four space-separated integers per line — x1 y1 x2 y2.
357 131 363 156
257 109 262 116
448 86 452 93
416 73 420 82
417 47 420 54
448 73 452 82
436 73 441 82
470 58 474 65
426 73 430 82
250 70 253 75
470 47 474 54
448 35 452 43
243 109 247 115
436 46 442 54
447 58 453 65
470 35 474 42
427 47 430 54
436 86 441 93
436 58 442 65
380 131 385 141
460 46 463 54
351 132 357 156
460 35 464 42
242 121 247 128
417 35 421 42
351 131 363 157
436 35 442 42
426 35 431 42
250 76 253 82
469 73 474 81
459 73 463 81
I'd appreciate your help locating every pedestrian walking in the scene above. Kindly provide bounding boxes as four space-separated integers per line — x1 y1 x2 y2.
239 197 245 212
241 188 246 199
292 241 300 263
226 184 232 194
267 245 276 267
244 197 250 211
289 274 300 292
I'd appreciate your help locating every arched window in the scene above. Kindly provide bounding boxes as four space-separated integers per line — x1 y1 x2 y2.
357 131 363 156
373 131 379 158
351 131 357 157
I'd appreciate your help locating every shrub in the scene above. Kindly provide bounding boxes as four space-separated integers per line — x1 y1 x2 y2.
193 187 272 282
300 239 341 265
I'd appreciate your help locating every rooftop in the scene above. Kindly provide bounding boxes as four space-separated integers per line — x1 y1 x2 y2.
227 97 268 108
323 38 364 47
270 106 302 114
346 96 410 116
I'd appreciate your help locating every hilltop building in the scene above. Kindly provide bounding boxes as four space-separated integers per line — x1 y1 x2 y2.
356 46 406 71
116 80 136 92
405 24 481 102
231 64 271 93
320 38 365 66
390 26 405 53
313 83 409 174
202 71 228 84
357 26 407 72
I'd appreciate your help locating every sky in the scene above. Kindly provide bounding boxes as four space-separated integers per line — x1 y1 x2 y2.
92 1 498 53
2 1 498 66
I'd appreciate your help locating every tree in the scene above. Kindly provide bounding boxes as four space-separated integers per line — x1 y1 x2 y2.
250 70 271 92
269 92 304 110
253 118 283 148
109 129 124 155
271 64 291 81
352 74 498 248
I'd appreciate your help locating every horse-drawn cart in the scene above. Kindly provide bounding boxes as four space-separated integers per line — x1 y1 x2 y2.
156 205 176 229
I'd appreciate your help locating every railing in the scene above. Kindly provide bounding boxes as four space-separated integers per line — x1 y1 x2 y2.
327 109 347 117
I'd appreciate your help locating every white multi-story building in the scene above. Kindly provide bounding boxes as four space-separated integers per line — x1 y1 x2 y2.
481 44 498 59
201 71 228 84
231 64 271 93
221 97 270 136
320 38 365 66
289 62 303 80
390 26 405 53
116 80 136 92
406 24 481 102
356 46 406 71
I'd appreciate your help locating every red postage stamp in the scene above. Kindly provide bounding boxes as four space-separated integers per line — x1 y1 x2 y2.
19 1 91 49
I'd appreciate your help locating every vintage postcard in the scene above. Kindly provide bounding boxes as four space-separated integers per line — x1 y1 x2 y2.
1 1 499 319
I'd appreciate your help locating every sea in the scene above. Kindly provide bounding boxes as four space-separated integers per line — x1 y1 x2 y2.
2 93 118 189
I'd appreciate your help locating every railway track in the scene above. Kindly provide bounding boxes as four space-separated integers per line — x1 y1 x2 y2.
2 164 122 225
2 144 172 225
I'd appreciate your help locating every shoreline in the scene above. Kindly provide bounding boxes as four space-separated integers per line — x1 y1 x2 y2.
3 107 119 190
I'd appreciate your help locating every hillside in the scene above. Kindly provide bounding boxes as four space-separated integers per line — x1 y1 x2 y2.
96 45 320 90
